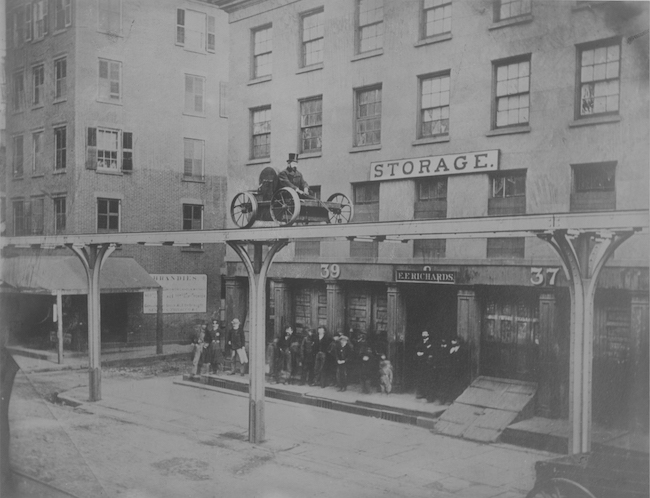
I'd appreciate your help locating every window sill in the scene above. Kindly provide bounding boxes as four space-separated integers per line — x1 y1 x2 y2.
53 28 70 36
248 75 272 86
11 176 24 181
569 115 621 128
53 169 66 175
96 99 123 106
296 63 323 75
246 158 271 166
96 168 123 176
415 32 452 48
572 2 604 12
183 112 206 118
53 98 67 105
12 110 25 115
31 104 44 111
351 49 383 62
486 125 531 137
412 135 450 146
349 144 382 153
299 151 322 159
182 176 206 183
31 173 45 178
97 30 123 37
489 14 533 30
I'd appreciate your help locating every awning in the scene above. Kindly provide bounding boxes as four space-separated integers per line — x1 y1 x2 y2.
0 255 161 295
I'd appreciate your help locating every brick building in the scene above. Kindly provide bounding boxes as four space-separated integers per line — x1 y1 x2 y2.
216 0 648 431
3 0 230 346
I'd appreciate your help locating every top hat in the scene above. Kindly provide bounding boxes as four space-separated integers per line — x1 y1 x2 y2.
287 153 299 163
232 318 240 325
422 331 429 337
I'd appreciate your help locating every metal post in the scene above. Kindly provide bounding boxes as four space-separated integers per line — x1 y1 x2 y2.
56 291 64 364
156 287 163 354
68 243 116 402
228 240 288 444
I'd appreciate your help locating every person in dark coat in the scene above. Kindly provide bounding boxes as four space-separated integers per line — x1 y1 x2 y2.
208 319 223 374
226 318 248 376
300 328 316 385
277 153 311 197
334 335 353 391
313 326 332 388
198 322 211 376
415 331 434 400
278 325 302 384
327 332 341 387
357 333 375 394
431 338 451 403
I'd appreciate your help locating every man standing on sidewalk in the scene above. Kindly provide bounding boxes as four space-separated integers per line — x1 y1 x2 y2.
226 318 248 376
313 326 332 388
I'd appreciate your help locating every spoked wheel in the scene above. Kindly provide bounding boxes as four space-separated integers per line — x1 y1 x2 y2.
270 187 301 226
326 193 354 224
526 478 597 498
230 192 258 228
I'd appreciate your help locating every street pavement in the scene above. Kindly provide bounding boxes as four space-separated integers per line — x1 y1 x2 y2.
7 357 559 498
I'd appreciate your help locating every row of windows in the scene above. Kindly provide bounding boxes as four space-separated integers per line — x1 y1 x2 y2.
12 57 67 111
11 126 207 180
249 37 621 158
11 0 71 46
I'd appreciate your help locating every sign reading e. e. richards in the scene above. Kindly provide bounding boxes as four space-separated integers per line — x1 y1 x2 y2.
370 150 499 181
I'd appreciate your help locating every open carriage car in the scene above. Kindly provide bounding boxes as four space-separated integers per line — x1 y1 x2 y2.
230 167 354 228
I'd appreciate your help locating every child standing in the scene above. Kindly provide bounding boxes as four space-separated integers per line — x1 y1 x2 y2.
379 354 393 394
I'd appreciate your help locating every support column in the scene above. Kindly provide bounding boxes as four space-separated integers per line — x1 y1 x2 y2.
457 289 479 383
68 243 116 402
539 229 633 454
56 291 64 364
228 240 288 444
273 279 292 339
537 293 557 418
156 287 163 354
326 280 344 335
386 285 405 391
630 294 649 433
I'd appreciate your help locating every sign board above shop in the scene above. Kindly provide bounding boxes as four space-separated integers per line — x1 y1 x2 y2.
370 149 499 182
395 269 456 284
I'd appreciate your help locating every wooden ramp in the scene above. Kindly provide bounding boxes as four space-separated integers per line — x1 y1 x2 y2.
433 376 537 443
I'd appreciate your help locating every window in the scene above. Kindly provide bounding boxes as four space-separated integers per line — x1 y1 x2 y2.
54 57 67 100
355 86 382 146
495 0 531 21
183 204 203 231
176 9 215 53
97 198 120 232
420 73 450 138
295 239 321 258
578 40 620 118
251 107 271 159
494 56 530 128
353 182 379 222
185 74 205 115
13 200 26 236
13 7 25 47
423 0 452 38
13 71 25 112
33 0 49 40
571 162 616 211
301 10 324 67
13 135 23 178
25 4 32 42
30 197 44 235
183 138 204 179
300 97 322 153
489 171 526 215
253 26 272 78
414 239 446 258
55 0 72 30
32 64 44 106
32 131 44 174
54 196 66 233
54 126 67 170
487 237 525 258
357 0 383 53
414 177 447 218
98 0 121 35
86 128 132 171
98 59 121 102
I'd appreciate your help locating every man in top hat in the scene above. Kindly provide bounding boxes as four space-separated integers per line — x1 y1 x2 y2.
226 318 248 376
278 153 310 197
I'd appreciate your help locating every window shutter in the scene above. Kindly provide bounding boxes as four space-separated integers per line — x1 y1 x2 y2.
207 15 215 52
122 132 133 171
25 4 32 42
176 9 185 45
86 127 97 170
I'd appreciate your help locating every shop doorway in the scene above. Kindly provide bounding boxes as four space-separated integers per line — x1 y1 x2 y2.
403 286 457 391
100 293 129 343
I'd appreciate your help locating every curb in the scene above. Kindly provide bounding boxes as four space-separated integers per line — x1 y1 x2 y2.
16 352 189 374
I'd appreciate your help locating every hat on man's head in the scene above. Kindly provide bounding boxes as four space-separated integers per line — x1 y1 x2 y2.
232 318 240 325
287 153 299 163
422 331 429 337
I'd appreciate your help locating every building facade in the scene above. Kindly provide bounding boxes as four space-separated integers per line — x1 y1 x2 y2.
3 0 230 345
217 0 649 430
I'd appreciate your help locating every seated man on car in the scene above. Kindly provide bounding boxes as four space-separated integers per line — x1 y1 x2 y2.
278 153 312 198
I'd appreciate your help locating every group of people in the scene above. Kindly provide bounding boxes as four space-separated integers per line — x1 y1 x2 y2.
191 317 248 377
265 325 394 394
415 330 466 404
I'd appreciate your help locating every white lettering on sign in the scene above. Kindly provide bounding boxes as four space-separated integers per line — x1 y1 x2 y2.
320 264 341 279
370 150 499 181
143 274 207 314
530 267 561 286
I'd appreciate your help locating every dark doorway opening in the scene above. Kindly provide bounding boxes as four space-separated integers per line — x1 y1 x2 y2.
100 293 129 343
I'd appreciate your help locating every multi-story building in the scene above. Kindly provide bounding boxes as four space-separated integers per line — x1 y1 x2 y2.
216 0 649 431
3 0 230 345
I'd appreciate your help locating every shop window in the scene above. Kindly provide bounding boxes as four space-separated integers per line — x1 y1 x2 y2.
413 239 446 258
355 86 382 146
357 0 383 54
415 177 447 219
252 25 272 79
487 237 525 258
251 106 271 159
488 171 526 215
577 39 620 119
301 9 324 67
493 55 530 129
422 0 452 39
571 162 616 211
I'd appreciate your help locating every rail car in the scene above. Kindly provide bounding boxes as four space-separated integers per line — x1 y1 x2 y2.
230 167 354 228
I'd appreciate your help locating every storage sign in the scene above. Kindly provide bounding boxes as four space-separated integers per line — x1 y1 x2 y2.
143 274 207 313
395 270 456 284
370 150 499 181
